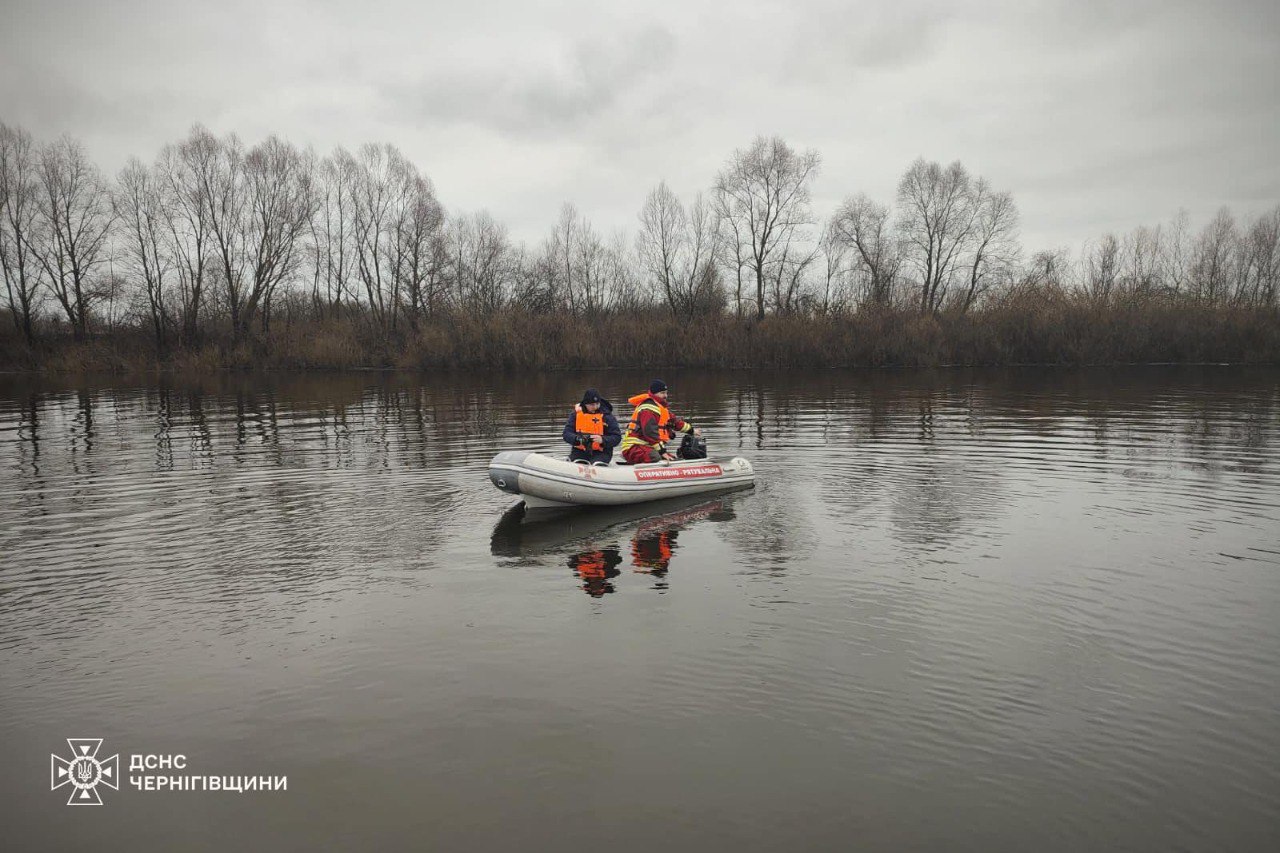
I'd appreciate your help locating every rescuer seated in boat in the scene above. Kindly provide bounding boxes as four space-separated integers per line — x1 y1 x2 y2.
619 380 702 465
562 388 622 464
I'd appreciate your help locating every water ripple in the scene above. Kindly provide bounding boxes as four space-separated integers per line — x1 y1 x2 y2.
1 367 1278 850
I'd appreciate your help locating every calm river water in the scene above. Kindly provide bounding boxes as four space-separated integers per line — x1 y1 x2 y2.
1 368 1278 851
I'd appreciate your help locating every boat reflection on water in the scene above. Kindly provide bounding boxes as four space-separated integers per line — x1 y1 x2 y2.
491 495 737 597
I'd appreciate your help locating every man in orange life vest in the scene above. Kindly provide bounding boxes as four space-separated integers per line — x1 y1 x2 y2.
620 380 702 464
562 388 622 464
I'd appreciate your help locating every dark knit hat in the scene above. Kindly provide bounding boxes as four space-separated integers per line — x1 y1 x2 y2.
581 388 602 405
649 380 668 394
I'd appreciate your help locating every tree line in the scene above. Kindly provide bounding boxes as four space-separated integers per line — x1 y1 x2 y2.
1 121 1277 356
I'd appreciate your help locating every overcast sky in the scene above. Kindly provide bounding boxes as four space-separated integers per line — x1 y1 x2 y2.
2 0 1277 253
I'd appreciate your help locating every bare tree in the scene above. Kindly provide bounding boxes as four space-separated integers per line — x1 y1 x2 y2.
238 137 318 335
1119 223 1163 297
814 218 852 314
715 196 749 317
712 136 820 319
1190 208 1236 304
636 181 684 314
636 182 720 318
33 135 114 338
309 152 356 317
831 193 899 307
1020 248 1073 293
395 177 446 324
1234 207 1280 307
896 159 976 314
347 143 416 329
1083 233 1120 302
157 127 217 341
604 230 643 312
536 203 635 316
448 211 513 315
684 194 721 314
1162 209 1191 295
571 216 610 315
767 232 818 315
958 180 1019 312
549 202 579 313
199 131 249 333
195 132 317 336
513 245 558 313
0 123 45 343
114 158 171 348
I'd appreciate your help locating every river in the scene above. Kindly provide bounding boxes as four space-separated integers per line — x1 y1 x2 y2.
1 367 1277 851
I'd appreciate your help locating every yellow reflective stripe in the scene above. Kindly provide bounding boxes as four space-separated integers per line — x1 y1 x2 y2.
620 434 664 452
626 402 663 431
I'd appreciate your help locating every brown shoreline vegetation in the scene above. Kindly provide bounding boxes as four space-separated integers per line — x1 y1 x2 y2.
5 295 1277 373
2 122 1278 374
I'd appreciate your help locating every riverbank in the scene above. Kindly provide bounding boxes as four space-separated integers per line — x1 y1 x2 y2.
4 296 1278 373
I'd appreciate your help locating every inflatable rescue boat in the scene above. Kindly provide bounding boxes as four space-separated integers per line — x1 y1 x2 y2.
489 451 755 508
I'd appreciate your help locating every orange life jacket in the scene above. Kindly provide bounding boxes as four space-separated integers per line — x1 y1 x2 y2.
624 392 674 446
574 404 605 450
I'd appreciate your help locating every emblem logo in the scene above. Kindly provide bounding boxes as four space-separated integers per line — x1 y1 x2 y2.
51 738 119 805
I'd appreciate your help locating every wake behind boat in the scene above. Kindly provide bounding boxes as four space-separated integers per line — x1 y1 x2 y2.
489 450 755 509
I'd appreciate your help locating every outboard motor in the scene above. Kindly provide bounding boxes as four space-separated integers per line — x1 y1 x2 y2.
677 433 708 459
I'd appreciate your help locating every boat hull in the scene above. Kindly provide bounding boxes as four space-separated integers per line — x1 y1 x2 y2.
489 451 755 508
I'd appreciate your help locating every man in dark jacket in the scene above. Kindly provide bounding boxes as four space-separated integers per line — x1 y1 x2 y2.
562 388 622 464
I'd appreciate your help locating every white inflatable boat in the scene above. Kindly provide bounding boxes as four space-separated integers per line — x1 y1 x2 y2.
489 450 755 508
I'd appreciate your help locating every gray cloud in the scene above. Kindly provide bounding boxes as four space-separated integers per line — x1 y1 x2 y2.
384 24 676 135
1 0 1276 253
